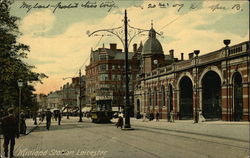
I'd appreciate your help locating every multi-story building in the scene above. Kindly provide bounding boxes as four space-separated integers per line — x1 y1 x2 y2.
135 26 250 121
47 91 61 109
36 93 47 110
85 43 140 116
61 76 86 110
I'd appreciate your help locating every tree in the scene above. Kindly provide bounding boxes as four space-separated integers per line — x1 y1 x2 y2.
0 0 47 112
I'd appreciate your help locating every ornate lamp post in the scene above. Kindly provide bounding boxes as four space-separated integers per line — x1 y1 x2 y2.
17 79 23 133
194 50 200 123
87 10 159 129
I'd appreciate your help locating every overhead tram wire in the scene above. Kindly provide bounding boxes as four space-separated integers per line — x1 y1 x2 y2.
71 13 125 78
159 14 185 31
70 34 104 78
71 17 119 78
137 15 185 46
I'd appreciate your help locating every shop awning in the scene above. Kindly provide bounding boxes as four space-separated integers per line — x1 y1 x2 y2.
82 107 92 112
112 107 119 112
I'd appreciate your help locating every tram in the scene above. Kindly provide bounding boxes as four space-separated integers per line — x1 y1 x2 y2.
90 94 113 123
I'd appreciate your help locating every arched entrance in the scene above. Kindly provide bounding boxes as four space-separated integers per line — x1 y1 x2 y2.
148 88 152 112
233 72 243 121
153 87 157 112
137 99 140 112
179 76 193 119
202 71 222 119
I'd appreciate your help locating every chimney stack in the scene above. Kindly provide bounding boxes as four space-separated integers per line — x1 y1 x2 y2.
188 52 194 59
110 43 117 50
169 49 174 59
133 43 137 52
181 53 184 61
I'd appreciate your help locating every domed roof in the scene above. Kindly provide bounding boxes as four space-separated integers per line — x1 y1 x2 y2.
142 27 163 55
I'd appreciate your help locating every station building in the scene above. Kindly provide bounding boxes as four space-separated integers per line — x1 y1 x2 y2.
134 26 250 121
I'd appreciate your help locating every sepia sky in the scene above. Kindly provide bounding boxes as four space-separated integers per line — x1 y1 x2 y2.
9 0 249 94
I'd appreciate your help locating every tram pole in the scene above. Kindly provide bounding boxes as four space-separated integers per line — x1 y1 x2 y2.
124 9 131 128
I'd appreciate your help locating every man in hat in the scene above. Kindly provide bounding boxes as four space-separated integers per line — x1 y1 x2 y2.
1 108 19 158
45 108 52 130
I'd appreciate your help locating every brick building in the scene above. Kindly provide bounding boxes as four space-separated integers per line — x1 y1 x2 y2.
85 43 140 116
134 26 250 121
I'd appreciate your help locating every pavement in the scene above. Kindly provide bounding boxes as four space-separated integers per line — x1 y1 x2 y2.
0 118 40 157
112 117 250 142
25 117 250 142
24 118 41 135
3 117 249 142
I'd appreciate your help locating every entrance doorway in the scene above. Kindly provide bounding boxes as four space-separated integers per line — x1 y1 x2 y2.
179 76 193 119
202 71 222 120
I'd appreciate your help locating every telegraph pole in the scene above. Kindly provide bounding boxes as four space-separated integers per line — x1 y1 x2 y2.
79 69 83 122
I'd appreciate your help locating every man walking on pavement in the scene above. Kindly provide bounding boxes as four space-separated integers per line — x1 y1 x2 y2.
57 111 62 125
1 108 19 158
45 109 52 130
156 112 160 122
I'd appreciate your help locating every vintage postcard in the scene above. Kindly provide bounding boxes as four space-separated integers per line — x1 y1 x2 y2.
0 0 249 158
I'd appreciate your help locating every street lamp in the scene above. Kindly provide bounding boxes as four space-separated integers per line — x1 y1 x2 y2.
17 79 23 133
87 10 157 129
194 50 200 123
223 39 231 121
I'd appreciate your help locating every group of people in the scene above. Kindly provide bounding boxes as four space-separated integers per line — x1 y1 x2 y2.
0 108 63 158
145 111 160 121
44 109 62 130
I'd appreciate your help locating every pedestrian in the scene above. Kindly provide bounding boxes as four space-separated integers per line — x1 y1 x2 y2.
54 111 58 121
167 111 171 122
58 111 62 125
199 111 206 122
45 109 52 130
149 112 154 121
156 112 160 121
1 108 19 158
41 112 45 122
116 115 123 129
170 110 174 123
20 112 26 134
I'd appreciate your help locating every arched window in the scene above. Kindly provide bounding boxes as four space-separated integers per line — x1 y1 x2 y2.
154 88 157 106
233 72 243 121
148 89 152 106
161 86 165 107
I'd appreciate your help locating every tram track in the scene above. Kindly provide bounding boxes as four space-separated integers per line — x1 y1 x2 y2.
82 123 248 158
101 122 249 150
131 124 249 150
